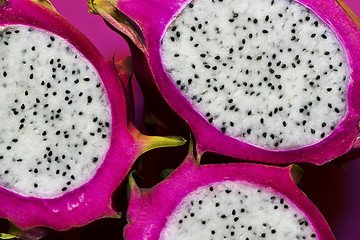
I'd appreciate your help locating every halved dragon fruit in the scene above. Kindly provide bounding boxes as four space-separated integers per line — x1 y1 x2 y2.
88 0 360 165
124 154 334 239
0 0 184 232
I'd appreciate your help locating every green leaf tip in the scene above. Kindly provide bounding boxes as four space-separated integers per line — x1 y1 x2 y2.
128 171 137 190
289 164 304 185
139 135 186 154
127 171 142 199
31 0 59 14
0 233 18 240
87 0 146 52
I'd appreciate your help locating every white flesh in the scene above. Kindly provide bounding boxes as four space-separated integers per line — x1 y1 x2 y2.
0 25 111 198
161 0 350 150
160 181 318 240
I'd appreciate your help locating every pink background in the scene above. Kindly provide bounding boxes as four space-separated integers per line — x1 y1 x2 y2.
50 0 360 239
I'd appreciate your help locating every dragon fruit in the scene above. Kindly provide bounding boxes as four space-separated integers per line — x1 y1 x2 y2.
88 0 360 165
124 153 334 240
0 0 185 232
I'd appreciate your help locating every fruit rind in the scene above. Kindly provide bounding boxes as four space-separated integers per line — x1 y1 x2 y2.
0 0 139 231
88 0 360 165
124 156 334 240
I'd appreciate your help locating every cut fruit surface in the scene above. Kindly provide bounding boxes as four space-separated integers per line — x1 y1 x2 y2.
89 0 360 165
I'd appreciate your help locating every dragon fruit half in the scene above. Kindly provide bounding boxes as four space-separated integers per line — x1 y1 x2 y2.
0 0 185 232
124 153 334 240
88 0 360 165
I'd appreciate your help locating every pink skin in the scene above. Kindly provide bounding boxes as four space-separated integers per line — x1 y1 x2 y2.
124 156 335 240
0 0 141 231
94 0 360 165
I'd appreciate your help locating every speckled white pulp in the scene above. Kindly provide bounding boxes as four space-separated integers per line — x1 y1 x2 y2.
0 25 111 198
160 181 318 240
161 0 350 150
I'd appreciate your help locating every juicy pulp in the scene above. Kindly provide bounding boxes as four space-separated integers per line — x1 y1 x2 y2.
0 25 111 198
161 0 350 150
160 180 318 240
